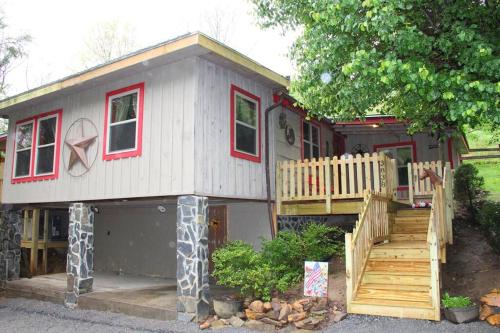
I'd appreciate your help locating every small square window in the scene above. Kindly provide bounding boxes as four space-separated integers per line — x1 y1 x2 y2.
302 121 320 160
103 83 144 160
230 85 261 163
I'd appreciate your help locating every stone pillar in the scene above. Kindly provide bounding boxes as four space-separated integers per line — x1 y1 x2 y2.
65 203 94 307
176 196 209 321
0 209 22 288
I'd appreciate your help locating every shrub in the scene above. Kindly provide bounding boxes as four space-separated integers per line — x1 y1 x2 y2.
211 241 275 301
479 200 500 253
442 292 474 308
453 164 486 224
212 223 345 300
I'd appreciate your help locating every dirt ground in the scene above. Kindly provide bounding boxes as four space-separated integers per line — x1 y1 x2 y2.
442 219 500 302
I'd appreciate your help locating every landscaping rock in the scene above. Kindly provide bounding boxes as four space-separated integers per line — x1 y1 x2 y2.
229 316 245 327
236 311 246 319
263 302 273 312
294 317 321 330
330 310 348 322
260 317 283 327
244 319 275 332
291 301 304 312
480 305 495 320
249 300 265 313
210 319 227 329
199 315 217 330
486 314 500 326
271 301 281 312
288 312 307 322
245 309 265 320
278 304 292 321
481 289 500 307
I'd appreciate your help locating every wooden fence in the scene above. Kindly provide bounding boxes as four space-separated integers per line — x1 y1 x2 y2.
408 161 450 203
276 153 397 214
345 192 391 308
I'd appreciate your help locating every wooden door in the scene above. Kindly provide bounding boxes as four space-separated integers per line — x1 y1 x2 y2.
208 205 227 275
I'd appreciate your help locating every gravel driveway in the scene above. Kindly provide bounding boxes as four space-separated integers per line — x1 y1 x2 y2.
0 297 497 333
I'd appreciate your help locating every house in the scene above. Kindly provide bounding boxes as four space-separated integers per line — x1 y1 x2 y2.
0 32 461 320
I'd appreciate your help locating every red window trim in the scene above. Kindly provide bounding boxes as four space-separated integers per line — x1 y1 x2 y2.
11 109 63 184
103 82 145 161
301 118 322 160
230 84 261 163
373 140 417 190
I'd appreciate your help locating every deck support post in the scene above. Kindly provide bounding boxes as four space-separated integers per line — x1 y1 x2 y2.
0 207 22 288
65 203 94 308
176 195 209 321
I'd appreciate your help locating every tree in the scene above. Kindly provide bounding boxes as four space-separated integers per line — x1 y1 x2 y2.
251 0 499 138
79 20 136 69
0 14 30 97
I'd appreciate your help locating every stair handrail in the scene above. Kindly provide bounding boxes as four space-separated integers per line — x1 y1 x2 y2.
345 190 391 311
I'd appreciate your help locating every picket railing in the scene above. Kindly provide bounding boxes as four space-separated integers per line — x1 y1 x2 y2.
276 153 396 214
408 160 447 203
345 191 391 309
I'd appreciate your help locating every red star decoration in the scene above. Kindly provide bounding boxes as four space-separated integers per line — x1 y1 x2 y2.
65 135 97 170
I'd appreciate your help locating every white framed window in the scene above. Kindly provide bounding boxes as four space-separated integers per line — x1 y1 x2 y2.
375 142 415 187
103 82 144 160
13 119 35 179
230 85 261 162
302 120 320 160
34 113 59 176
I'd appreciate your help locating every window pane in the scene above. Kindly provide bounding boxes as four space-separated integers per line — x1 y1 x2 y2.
235 123 256 155
111 92 137 123
303 122 310 141
38 117 56 145
303 142 311 159
236 95 256 127
109 121 136 152
312 145 320 159
398 166 409 186
312 126 319 145
396 147 412 166
15 150 31 177
36 146 54 174
16 123 33 149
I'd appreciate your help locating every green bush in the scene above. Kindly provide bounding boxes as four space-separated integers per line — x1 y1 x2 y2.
442 292 474 308
479 200 500 253
212 223 345 300
453 164 486 224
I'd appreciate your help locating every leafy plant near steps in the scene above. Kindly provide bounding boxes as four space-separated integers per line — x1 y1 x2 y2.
212 223 344 301
442 292 474 309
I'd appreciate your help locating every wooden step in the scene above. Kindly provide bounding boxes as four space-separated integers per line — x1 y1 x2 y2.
351 297 433 309
370 247 429 260
397 209 431 217
394 216 429 224
390 233 427 241
356 287 431 302
349 300 437 320
362 272 430 285
392 224 428 233
359 283 430 292
378 241 427 249
365 260 430 274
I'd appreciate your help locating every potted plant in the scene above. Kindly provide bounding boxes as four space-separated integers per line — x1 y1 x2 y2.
442 292 479 324
213 295 243 319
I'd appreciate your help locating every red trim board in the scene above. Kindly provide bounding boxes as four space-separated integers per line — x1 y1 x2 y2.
11 109 63 184
103 82 145 161
230 84 262 163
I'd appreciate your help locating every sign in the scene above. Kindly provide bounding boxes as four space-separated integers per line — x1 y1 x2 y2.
304 261 328 297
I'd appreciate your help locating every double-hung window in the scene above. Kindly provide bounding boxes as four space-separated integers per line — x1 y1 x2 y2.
230 85 261 162
12 109 62 183
103 82 144 160
302 120 320 160
374 142 416 187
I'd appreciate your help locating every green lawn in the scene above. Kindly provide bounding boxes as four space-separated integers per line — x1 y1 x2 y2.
465 159 500 202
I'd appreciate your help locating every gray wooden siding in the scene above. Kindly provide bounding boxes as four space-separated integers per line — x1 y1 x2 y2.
193 58 277 200
2 58 197 204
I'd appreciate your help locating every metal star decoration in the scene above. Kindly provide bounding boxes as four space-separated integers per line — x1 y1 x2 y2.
65 135 97 170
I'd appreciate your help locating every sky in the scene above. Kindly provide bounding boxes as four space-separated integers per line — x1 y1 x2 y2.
2 0 297 96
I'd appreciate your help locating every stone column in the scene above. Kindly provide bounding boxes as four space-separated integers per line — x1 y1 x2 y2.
176 196 209 321
0 209 22 288
65 203 94 307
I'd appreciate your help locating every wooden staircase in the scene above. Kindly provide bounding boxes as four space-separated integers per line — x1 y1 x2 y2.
349 208 436 320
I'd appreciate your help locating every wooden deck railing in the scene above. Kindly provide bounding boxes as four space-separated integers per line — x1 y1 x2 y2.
345 191 391 309
276 153 396 214
427 165 454 321
408 160 449 203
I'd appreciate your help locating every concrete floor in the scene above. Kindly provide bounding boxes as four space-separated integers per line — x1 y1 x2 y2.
5 272 178 320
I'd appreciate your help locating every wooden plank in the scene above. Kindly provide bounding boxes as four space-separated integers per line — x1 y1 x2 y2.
345 233 353 311
417 162 425 195
30 209 40 276
304 159 310 198
333 157 339 198
349 302 436 320
282 161 289 200
289 160 296 199
356 288 431 302
318 158 325 197
325 157 332 213
42 210 49 275
348 156 355 197
280 200 364 216
340 158 347 198
311 158 317 197
423 161 431 193
297 161 303 199
356 154 363 195
373 153 380 192
362 272 431 285
364 153 372 192
460 154 500 160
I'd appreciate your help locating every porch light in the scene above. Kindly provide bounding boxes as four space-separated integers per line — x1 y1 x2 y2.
372 124 380 128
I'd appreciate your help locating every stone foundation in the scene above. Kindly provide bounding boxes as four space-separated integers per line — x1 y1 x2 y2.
176 195 209 321
65 203 94 307
0 209 22 287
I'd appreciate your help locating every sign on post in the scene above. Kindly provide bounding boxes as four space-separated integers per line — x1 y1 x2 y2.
304 261 328 297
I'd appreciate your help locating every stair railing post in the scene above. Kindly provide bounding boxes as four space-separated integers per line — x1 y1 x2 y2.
345 233 354 312
408 162 414 204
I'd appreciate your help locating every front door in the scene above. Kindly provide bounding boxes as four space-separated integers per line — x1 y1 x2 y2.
208 205 227 275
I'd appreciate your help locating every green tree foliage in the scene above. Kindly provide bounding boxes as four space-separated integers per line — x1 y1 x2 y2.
251 0 499 137
453 163 485 223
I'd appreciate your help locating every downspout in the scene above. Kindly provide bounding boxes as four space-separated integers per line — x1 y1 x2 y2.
265 94 284 239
